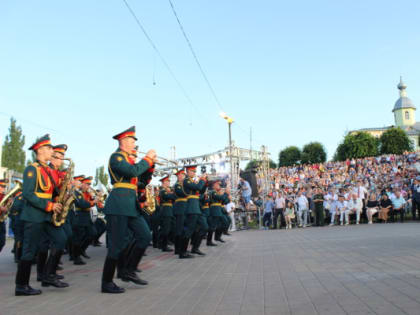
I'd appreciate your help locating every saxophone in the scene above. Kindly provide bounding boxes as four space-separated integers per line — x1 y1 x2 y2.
0 182 22 223
52 159 75 227
143 185 156 215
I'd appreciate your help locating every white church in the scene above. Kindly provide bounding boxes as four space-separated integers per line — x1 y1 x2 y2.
351 77 420 150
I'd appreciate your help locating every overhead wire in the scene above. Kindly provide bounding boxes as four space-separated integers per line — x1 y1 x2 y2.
121 0 206 124
167 0 224 111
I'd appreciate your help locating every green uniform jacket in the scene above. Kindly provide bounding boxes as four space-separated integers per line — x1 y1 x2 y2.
173 182 187 216
104 150 154 217
209 191 227 217
73 190 93 227
10 195 24 218
183 178 206 215
20 163 55 223
159 189 176 217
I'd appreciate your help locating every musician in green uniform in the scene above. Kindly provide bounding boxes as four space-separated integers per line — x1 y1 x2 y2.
15 135 67 296
158 175 176 252
0 180 7 253
72 176 97 265
151 186 161 248
9 190 25 262
209 181 228 244
68 175 84 261
181 165 207 258
101 126 156 294
173 169 187 255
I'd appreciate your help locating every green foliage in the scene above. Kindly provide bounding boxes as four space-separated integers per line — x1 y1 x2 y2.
379 127 413 154
95 166 109 187
334 132 378 161
245 159 277 170
301 142 327 164
279 146 301 167
1 118 26 173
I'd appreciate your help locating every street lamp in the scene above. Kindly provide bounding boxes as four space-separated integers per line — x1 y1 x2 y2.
219 112 234 190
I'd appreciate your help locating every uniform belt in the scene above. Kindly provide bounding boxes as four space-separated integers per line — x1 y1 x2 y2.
187 195 199 200
210 203 222 207
161 202 173 207
113 183 137 190
175 198 187 202
34 192 52 199
202 206 209 209
75 208 91 211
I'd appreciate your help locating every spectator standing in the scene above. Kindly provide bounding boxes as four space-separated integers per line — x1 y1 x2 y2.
312 188 324 226
273 192 285 229
296 191 309 228
262 195 274 229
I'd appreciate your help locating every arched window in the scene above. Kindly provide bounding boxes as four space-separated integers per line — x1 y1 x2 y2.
405 111 410 120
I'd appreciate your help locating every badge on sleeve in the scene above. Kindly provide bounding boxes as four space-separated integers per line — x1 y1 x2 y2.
27 171 34 178
117 156 123 162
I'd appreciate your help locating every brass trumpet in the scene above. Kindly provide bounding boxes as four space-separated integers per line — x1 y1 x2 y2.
136 151 178 166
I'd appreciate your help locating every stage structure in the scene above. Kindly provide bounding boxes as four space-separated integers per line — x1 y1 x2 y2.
155 144 271 203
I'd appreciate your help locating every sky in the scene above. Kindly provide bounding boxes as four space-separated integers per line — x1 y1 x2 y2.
0 0 419 176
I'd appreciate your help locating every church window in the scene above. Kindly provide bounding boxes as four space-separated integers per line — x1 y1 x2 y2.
405 111 410 120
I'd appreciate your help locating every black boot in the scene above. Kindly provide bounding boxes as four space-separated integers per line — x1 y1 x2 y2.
215 229 225 243
121 247 148 285
116 246 130 279
191 233 206 256
101 257 125 294
179 237 194 259
68 240 74 261
15 242 23 263
51 250 65 280
73 245 86 265
36 251 48 282
42 249 69 288
206 231 217 246
174 236 180 255
80 239 91 259
161 236 172 252
15 260 42 296
152 231 158 248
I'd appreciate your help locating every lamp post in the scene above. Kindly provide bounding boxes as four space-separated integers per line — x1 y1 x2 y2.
219 112 234 189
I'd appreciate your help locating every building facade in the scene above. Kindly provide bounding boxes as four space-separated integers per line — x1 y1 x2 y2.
351 77 420 150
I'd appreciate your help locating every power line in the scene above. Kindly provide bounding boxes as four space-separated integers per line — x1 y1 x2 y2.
121 0 204 120
167 0 224 112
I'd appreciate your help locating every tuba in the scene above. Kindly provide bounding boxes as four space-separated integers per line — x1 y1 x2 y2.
0 182 22 223
143 185 156 215
52 159 76 226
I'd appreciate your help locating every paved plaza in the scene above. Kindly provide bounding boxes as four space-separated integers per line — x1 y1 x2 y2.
1 223 420 315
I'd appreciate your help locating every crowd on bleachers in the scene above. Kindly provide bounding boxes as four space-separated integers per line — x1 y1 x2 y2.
258 152 420 229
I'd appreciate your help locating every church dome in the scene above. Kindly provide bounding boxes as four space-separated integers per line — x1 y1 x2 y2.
392 77 416 112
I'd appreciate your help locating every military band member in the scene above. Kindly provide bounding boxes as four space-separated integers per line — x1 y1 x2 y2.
181 165 207 259
72 176 97 265
209 181 228 244
151 186 161 248
15 135 67 296
173 169 187 255
93 190 106 247
159 175 176 252
101 126 156 294
68 175 85 261
0 180 7 253
9 190 24 262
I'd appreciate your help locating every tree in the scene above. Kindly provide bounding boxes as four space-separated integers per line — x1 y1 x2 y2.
1 117 26 173
278 146 301 167
245 159 277 170
333 132 378 161
379 127 413 154
301 142 327 164
95 166 109 186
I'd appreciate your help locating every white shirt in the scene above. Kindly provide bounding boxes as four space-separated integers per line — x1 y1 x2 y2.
275 196 285 209
226 202 235 214
354 185 368 199
296 195 308 210
348 198 363 212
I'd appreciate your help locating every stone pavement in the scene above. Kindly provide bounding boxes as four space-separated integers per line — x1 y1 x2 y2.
1 223 420 315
